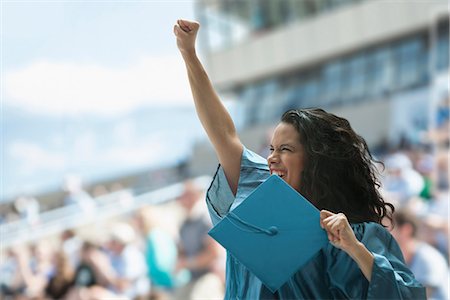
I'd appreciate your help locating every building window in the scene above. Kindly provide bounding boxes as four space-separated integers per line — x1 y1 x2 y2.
255 80 281 124
240 84 259 126
197 1 252 51
366 47 394 97
283 75 320 111
342 54 367 101
436 21 449 71
320 61 343 105
394 37 426 89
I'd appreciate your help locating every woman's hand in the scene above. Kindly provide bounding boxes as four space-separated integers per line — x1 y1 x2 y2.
320 210 359 253
320 210 375 281
173 19 200 56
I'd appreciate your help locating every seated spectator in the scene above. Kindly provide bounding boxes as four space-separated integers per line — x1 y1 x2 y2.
57 240 113 300
63 175 95 214
60 229 82 269
0 247 27 298
68 227 149 299
0 243 53 299
136 206 178 293
44 250 74 299
392 210 449 300
72 241 102 288
174 180 224 300
13 195 40 226
382 152 424 206
105 223 150 299
27 242 55 298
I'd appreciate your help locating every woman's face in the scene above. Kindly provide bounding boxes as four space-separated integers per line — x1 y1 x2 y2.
267 122 305 192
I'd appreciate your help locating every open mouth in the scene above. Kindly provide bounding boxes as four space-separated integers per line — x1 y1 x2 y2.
271 171 286 178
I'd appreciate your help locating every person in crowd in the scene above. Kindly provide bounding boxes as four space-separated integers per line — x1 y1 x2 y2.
64 240 118 300
174 19 425 299
0 247 28 299
60 229 83 269
104 222 150 299
424 189 450 261
0 243 53 299
414 150 435 201
67 225 149 299
392 210 449 300
62 175 95 213
135 206 178 296
382 152 425 207
175 180 223 300
44 250 74 299
27 242 55 298
13 195 40 226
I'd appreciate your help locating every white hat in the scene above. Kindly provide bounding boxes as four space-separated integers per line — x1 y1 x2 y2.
385 153 412 170
110 223 135 245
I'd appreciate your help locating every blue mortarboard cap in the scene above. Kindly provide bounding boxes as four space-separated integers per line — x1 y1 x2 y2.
208 175 328 292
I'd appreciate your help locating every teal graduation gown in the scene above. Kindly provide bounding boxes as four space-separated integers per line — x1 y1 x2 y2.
206 146 426 299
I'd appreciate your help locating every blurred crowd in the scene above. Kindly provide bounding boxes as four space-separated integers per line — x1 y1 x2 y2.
377 98 449 300
1 180 226 300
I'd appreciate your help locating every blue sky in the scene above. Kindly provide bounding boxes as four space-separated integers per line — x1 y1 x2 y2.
3 1 195 69
2 1 206 200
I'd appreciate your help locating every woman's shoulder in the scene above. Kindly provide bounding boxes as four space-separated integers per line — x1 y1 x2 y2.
241 146 269 170
350 222 392 239
351 222 400 254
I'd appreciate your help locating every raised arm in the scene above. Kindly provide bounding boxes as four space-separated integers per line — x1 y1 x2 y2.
174 19 242 195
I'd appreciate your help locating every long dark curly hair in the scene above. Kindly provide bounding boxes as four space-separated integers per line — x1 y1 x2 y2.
281 108 394 225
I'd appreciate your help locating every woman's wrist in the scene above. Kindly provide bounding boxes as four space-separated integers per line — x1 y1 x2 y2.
181 49 197 60
347 241 366 259
347 241 374 281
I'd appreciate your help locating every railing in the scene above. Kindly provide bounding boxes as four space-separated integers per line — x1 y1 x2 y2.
0 176 212 250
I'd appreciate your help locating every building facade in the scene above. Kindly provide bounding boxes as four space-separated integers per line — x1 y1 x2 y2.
195 0 449 148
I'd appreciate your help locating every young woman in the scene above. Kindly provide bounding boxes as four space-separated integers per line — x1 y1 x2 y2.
174 19 425 299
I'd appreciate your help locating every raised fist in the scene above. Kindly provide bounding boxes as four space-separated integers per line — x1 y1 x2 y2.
173 19 200 56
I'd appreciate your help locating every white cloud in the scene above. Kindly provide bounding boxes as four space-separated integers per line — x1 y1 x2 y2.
4 55 192 116
112 119 137 144
7 135 179 183
102 139 165 168
72 132 98 161
8 141 67 176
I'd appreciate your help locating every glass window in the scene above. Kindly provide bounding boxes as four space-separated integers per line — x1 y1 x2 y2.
299 79 320 107
342 54 367 101
250 0 271 31
240 85 259 126
198 0 370 51
326 0 356 10
256 80 281 124
320 61 343 105
284 80 319 109
366 47 394 96
436 22 449 71
394 37 426 89
198 1 253 52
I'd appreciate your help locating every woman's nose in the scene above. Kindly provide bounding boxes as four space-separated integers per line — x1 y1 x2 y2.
267 152 279 164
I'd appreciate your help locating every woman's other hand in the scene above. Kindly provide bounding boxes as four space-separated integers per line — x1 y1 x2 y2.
320 209 375 281
320 210 359 253
173 19 199 56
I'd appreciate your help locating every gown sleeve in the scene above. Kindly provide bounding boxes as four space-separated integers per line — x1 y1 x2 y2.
362 223 426 299
325 223 425 299
205 146 270 226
